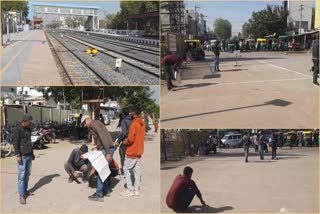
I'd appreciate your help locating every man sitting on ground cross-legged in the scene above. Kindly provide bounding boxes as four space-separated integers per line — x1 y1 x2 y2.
166 166 206 212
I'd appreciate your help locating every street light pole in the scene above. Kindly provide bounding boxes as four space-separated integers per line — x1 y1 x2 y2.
299 4 304 34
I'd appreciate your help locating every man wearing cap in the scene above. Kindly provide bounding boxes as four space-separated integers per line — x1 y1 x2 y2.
81 115 115 202
12 114 35 205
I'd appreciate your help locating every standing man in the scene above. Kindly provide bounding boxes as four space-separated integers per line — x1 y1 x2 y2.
240 132 252 163
312 40 319 86
213 41 221 72
271 133 278 160
258 131 265 160
12 115 35 205
166 166 205 212
117 107 132 177
161 52 183 90
77 113 82 140
120 106 145 197
81 115 115 202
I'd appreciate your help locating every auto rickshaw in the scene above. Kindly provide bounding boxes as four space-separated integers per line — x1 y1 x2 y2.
226 40 235 52
297 131 312 146
245 39 255 51
284 131 298 147
278 35 289 51
184 39 205 60
68 114 81 126
256 38 267 50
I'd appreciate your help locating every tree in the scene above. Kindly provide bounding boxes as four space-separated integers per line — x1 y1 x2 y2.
214 18 232 39
46 20 62 29
36 87 159 115
99 1 159 30
1 1 29 17
242 4 288 39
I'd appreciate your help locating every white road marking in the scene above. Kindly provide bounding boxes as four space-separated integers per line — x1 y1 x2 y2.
251 58 313 79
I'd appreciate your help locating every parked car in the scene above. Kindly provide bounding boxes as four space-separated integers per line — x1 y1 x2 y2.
221 133 242 148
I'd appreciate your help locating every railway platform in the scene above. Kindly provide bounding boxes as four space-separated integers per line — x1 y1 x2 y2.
1 30 63 86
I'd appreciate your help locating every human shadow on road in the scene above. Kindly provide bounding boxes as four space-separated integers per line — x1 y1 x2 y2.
221 57 284 62
219 68 249 72
207 152 304 159
29 174 60 193
186 205 234 213
173 83 218 91
109 177 120 190
161 99 292 123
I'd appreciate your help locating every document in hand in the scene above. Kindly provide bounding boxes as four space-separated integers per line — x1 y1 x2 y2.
82 150 111 182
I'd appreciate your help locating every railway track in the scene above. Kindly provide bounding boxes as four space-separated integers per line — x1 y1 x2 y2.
61 31 159 68
45 32 106 85
46 30 159 85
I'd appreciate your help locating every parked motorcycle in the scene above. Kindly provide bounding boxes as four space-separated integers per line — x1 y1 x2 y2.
31 127 45 149
1 126 14 157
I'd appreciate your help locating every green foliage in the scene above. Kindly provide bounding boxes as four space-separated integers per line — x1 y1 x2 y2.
100 1 159 30
242 4 288 39
36 87 159 114
64 17 86 28
214 18 232 40
1 1 29 17
46 20 62 29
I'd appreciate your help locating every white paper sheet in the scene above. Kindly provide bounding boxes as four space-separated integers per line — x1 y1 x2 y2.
82 150 111 182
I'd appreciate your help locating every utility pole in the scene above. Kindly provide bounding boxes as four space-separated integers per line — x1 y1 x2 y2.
299 4 304 34
195 5 200 37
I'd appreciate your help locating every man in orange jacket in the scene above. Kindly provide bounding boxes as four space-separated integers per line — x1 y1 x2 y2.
120 106 145 197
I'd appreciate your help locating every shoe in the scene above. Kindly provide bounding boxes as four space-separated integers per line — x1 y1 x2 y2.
171 85 178 88
68 176 74 183
19 197 26 205
25 190 34 198
120 190 134 197
74 177 81 184
134 191 140 196
103 189 112 197
88 193 104 202
168 87 172 91
313 82 319 86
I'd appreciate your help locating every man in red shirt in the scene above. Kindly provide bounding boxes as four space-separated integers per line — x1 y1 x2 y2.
166 166 206 212
161 52 183 90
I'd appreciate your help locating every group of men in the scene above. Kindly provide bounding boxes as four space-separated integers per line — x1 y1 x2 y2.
13 105 145 204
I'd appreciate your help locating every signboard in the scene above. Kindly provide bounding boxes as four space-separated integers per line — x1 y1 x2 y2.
168 33 177 52
115 58 122 68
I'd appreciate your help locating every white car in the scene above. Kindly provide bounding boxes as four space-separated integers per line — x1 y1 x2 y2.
221 133 242 148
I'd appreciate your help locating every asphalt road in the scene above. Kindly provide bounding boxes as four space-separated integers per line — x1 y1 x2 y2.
161 147 319 213
1 121 160 212
161 51 319 128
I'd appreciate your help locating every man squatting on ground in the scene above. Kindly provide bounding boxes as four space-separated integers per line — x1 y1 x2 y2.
81 115 115 202
12 115 35 205
166 166 205 212
161 52 183 90
64 144 89 184
119 106 145 197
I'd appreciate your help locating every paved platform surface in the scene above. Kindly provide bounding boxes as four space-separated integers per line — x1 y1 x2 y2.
161 147 319 213
1 30 63 85
161 51 319 129
1 120 160 212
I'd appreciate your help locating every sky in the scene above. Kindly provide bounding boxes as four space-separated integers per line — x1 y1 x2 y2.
150 86 159 105
185 1 315 35
28 1 121 19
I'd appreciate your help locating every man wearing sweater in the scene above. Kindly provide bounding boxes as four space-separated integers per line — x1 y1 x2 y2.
166 166 205 212
120 106 145 197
